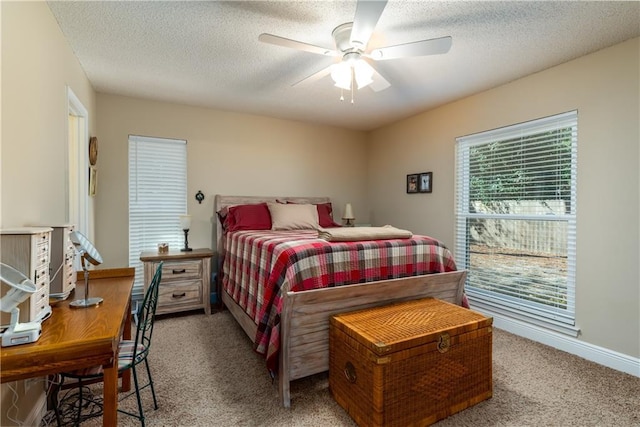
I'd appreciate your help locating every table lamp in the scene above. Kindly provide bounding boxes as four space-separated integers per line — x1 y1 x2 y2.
342 203 355 227
180 214 193 252
0 262 42 346
69 231 104 308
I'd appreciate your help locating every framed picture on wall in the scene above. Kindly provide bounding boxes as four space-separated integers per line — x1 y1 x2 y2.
419 172 432 193
406 174 419 194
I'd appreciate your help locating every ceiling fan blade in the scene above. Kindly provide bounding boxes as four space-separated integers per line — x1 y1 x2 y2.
370 36 452 60
259 33 338 56
350 0 388 49
292 64 333 87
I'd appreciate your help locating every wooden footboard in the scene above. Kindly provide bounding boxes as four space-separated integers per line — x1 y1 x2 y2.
222 270 466 408
221 289 258 339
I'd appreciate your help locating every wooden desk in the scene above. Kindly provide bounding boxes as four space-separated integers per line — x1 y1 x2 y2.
1 268 134 427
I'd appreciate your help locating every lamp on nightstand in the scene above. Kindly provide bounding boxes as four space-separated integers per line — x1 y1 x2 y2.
342 203 355 227
180 214 193 252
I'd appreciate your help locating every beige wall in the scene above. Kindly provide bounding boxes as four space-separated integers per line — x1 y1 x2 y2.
95 94 368 267
1 2 97 425
1 1 96 228
368 38 640 358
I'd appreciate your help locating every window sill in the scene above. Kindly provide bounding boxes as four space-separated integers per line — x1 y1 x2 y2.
468 296 580 337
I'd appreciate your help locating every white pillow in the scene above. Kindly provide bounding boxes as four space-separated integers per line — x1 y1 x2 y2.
267 202 319 230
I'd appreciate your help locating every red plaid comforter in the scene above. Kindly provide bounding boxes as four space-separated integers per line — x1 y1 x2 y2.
221 229 457 371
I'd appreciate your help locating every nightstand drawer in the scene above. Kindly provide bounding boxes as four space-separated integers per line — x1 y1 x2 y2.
159 260 202 282
158 280 202 309
140 248 213 315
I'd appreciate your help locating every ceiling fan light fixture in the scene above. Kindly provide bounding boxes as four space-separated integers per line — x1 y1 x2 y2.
331 62 352 90
331 58 374 91
353 59 374 89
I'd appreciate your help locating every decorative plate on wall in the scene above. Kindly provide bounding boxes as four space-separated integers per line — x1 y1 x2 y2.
89 137 98 166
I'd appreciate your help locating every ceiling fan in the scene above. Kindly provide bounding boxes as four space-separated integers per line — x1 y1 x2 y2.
258 0 452 100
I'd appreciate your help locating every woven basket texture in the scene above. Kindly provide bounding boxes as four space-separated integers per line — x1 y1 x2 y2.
329 298 493 426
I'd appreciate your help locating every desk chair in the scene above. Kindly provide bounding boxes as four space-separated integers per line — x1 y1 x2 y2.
55 262 163 427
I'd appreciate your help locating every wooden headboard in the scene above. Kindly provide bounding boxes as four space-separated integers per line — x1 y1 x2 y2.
213 195 331 255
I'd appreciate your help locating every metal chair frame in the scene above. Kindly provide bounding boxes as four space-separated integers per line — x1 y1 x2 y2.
55 262 163 427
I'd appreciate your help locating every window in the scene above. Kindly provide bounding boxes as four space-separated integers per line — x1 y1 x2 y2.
129 135 187 299
455 111 578 335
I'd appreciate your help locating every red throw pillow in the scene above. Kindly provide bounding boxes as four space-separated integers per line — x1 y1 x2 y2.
315 202 342 228
226 203 272 232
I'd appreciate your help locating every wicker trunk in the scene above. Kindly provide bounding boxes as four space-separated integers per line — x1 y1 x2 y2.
329 298 493 427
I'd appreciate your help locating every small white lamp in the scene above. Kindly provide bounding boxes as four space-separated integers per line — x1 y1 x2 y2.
69 231 104 308
342 203 355 227
0 263 42 346
180 214 193 252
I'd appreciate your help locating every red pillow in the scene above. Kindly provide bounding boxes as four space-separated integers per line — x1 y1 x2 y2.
315 203 342 228
226 203 272 232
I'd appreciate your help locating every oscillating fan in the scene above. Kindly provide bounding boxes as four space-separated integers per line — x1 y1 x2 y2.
259 0 452 93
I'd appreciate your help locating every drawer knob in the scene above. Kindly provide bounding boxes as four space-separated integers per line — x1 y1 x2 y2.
172 292 186 299
172 269 186 274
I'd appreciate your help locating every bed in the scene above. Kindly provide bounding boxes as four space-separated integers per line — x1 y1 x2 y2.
214 195 467 407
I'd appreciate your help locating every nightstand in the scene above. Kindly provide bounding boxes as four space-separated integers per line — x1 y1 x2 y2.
140 248 213 315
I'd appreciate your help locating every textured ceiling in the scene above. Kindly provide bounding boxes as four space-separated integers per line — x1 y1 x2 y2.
47 1 640 131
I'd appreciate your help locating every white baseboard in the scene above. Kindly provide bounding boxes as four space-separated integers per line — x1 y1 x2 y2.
476 308 640 378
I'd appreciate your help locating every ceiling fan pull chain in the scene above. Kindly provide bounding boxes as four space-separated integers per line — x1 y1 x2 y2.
351 67 355 104
340 88 344 102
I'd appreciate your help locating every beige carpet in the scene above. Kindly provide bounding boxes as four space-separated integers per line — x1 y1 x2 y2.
46 310 640 426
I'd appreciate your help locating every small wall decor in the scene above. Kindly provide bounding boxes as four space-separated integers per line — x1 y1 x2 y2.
406 174 419 194
419 172 433 193
89 167 97 197
195 190 205 204
88 137 98 166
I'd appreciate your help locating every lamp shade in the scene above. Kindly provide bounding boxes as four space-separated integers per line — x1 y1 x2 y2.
331 58 375 91
331 62 352 90
353 60 374 89
343 203 355 220
179 214 192 230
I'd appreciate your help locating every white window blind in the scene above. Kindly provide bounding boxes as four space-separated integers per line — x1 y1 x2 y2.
129 135 187 299
455 111 578 335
